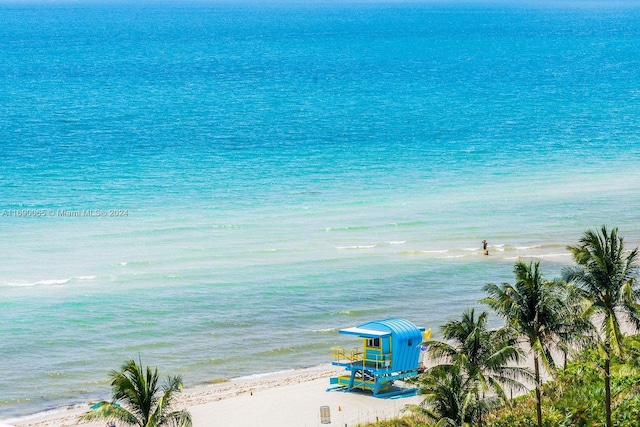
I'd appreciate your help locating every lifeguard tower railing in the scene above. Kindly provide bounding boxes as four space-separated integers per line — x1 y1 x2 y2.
331 346 392 371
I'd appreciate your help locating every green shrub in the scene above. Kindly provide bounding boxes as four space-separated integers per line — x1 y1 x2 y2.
357 414 432 427
366 338 640 427
486 342 640 427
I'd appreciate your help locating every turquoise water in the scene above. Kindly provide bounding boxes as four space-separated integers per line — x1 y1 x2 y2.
1 1 640 419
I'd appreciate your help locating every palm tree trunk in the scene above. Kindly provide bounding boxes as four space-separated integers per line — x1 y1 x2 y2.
605 352 612 427
476 390 482 427
534 356 543 427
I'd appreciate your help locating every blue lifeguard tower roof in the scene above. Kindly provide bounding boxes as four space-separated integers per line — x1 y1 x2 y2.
339 318 425 371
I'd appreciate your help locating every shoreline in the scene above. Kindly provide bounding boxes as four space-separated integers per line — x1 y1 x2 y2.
3 364 423 427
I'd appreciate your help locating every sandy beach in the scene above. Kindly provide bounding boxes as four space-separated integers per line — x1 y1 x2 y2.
5 365 422 427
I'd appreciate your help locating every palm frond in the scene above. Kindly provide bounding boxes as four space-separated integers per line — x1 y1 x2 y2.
78 401 138 425
80 359 191 427
160 409 192 427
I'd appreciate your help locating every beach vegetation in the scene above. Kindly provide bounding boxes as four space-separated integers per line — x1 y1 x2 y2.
563 225 640 427
485 339 640 427
356 416 428 427
405 363 472 426
79 358 192 427
482 260 589 427
411 308 529 427
361 338 640 426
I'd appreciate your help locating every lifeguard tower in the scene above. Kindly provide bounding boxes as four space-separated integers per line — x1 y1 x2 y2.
330 318 429 397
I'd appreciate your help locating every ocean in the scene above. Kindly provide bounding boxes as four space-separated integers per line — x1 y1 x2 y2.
1 0 640 420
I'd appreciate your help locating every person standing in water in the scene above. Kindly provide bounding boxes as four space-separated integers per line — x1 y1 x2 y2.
482 240 489 255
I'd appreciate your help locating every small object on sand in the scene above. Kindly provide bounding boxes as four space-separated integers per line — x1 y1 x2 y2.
320 405 331 424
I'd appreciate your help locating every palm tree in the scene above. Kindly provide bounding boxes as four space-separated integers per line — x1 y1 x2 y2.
424 308 529 427
408 364 473 427
80 358 192 427
482 260 581 427
564 225 640 427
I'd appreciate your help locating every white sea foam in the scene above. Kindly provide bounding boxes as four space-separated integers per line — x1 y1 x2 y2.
0 404 84 425
313 328 336 333
233 369 296 382
37 279 70 286
3 275 96 288
2 278 70 287
400 250 449 256
534 253 573 260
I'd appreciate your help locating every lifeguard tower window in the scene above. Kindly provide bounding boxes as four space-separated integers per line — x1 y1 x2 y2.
367 338 380 348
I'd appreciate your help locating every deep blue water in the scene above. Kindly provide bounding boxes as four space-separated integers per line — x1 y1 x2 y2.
1 1 640 420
